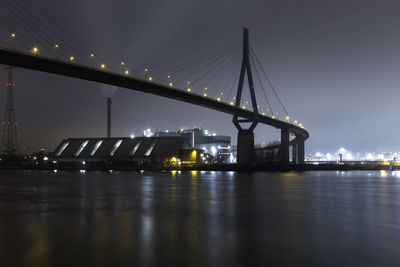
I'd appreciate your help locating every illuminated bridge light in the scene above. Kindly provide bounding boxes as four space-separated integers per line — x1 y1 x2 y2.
203 93 207 97
230 102 234 105
148 76 153 81
286 116 290 120
262 112 265 116
54 44 59 48
144 68 148 72
187 87 191 92
272 115 276 119
204 87 208 90
220 92 223 96
169 82 173 87
217 97 221 102
124 70 130 75
69 56 75 61
31 46 39 54
101 63 106 69
242 105 246 109
294 120 298 124
90 53 95 57
11 33 16 38
121 61 125 65
187 81 191 85
167 75 171 79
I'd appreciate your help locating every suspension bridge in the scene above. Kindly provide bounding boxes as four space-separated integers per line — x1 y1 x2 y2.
0 0 309 165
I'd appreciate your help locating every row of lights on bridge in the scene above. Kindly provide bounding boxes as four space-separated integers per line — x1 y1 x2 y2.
7 32 305 130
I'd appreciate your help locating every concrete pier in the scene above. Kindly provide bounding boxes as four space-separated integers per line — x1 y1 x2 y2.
280 128 290 165
236 130 255 165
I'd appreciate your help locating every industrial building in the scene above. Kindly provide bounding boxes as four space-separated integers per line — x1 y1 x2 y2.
156 128 232 163
51 136 213 169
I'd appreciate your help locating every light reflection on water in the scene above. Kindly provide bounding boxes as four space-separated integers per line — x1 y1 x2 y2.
1 170 400 266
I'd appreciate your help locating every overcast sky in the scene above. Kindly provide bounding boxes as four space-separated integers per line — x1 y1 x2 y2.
1 0 400 155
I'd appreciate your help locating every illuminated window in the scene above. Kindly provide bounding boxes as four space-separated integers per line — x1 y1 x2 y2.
144 140 157 156
110 140 123 156
90 140 103 156
129 141 142 156
56 142 69 156
75 140 89 156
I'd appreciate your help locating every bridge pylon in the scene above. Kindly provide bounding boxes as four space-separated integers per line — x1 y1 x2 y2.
233 27 259 165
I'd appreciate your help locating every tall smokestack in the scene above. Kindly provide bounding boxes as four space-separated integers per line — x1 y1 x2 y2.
107 97 111 138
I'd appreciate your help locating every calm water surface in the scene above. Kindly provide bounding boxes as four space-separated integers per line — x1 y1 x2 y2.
1 170 400 266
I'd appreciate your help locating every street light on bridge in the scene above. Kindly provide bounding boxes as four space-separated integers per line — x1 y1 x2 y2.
31 46 39 54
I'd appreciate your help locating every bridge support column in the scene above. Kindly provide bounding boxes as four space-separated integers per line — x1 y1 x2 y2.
292 144 297 163
297 137 305 164
237 130 255 165
280 129 289 165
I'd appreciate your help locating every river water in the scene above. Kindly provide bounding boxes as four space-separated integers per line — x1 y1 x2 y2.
1 170 400 266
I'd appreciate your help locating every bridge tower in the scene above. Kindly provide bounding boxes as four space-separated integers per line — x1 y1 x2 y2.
233 27 259 165
1 67 19 156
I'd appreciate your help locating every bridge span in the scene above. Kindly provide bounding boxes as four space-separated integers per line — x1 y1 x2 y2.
0 48 309 164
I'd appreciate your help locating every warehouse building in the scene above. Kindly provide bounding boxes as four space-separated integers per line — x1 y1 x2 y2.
51 136 213 168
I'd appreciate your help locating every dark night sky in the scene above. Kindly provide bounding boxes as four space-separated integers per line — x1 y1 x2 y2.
1 0 400 154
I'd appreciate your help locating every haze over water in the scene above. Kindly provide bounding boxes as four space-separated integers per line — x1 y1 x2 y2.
1 170 400 266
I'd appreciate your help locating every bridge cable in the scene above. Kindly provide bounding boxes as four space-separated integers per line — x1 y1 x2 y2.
6 0 82 60
249 51 274 116
250 46 291 121
2 0 71 59
23 0 107 63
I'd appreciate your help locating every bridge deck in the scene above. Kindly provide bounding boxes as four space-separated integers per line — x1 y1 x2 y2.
0 48 309 144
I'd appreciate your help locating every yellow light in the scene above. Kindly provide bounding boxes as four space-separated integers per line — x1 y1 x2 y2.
272 115 276 119
32 46 39 54
167 75 171 79
70 56 74 61
101 63 106 69
262 112 265 115
286 116 290 120
121 61 125 65
148 76 153 81
294 120 298 124
144 68 148 72
230 102 234 105
191 150 197 160
124 70 130 75
90 53 95 57
11 33 16 38
242 105 246 109
169 82 173 87
187 87 191 92
299 123 303 127
204 87 208 90
203 93 207 97
54 44 59 48
217 97 221 101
